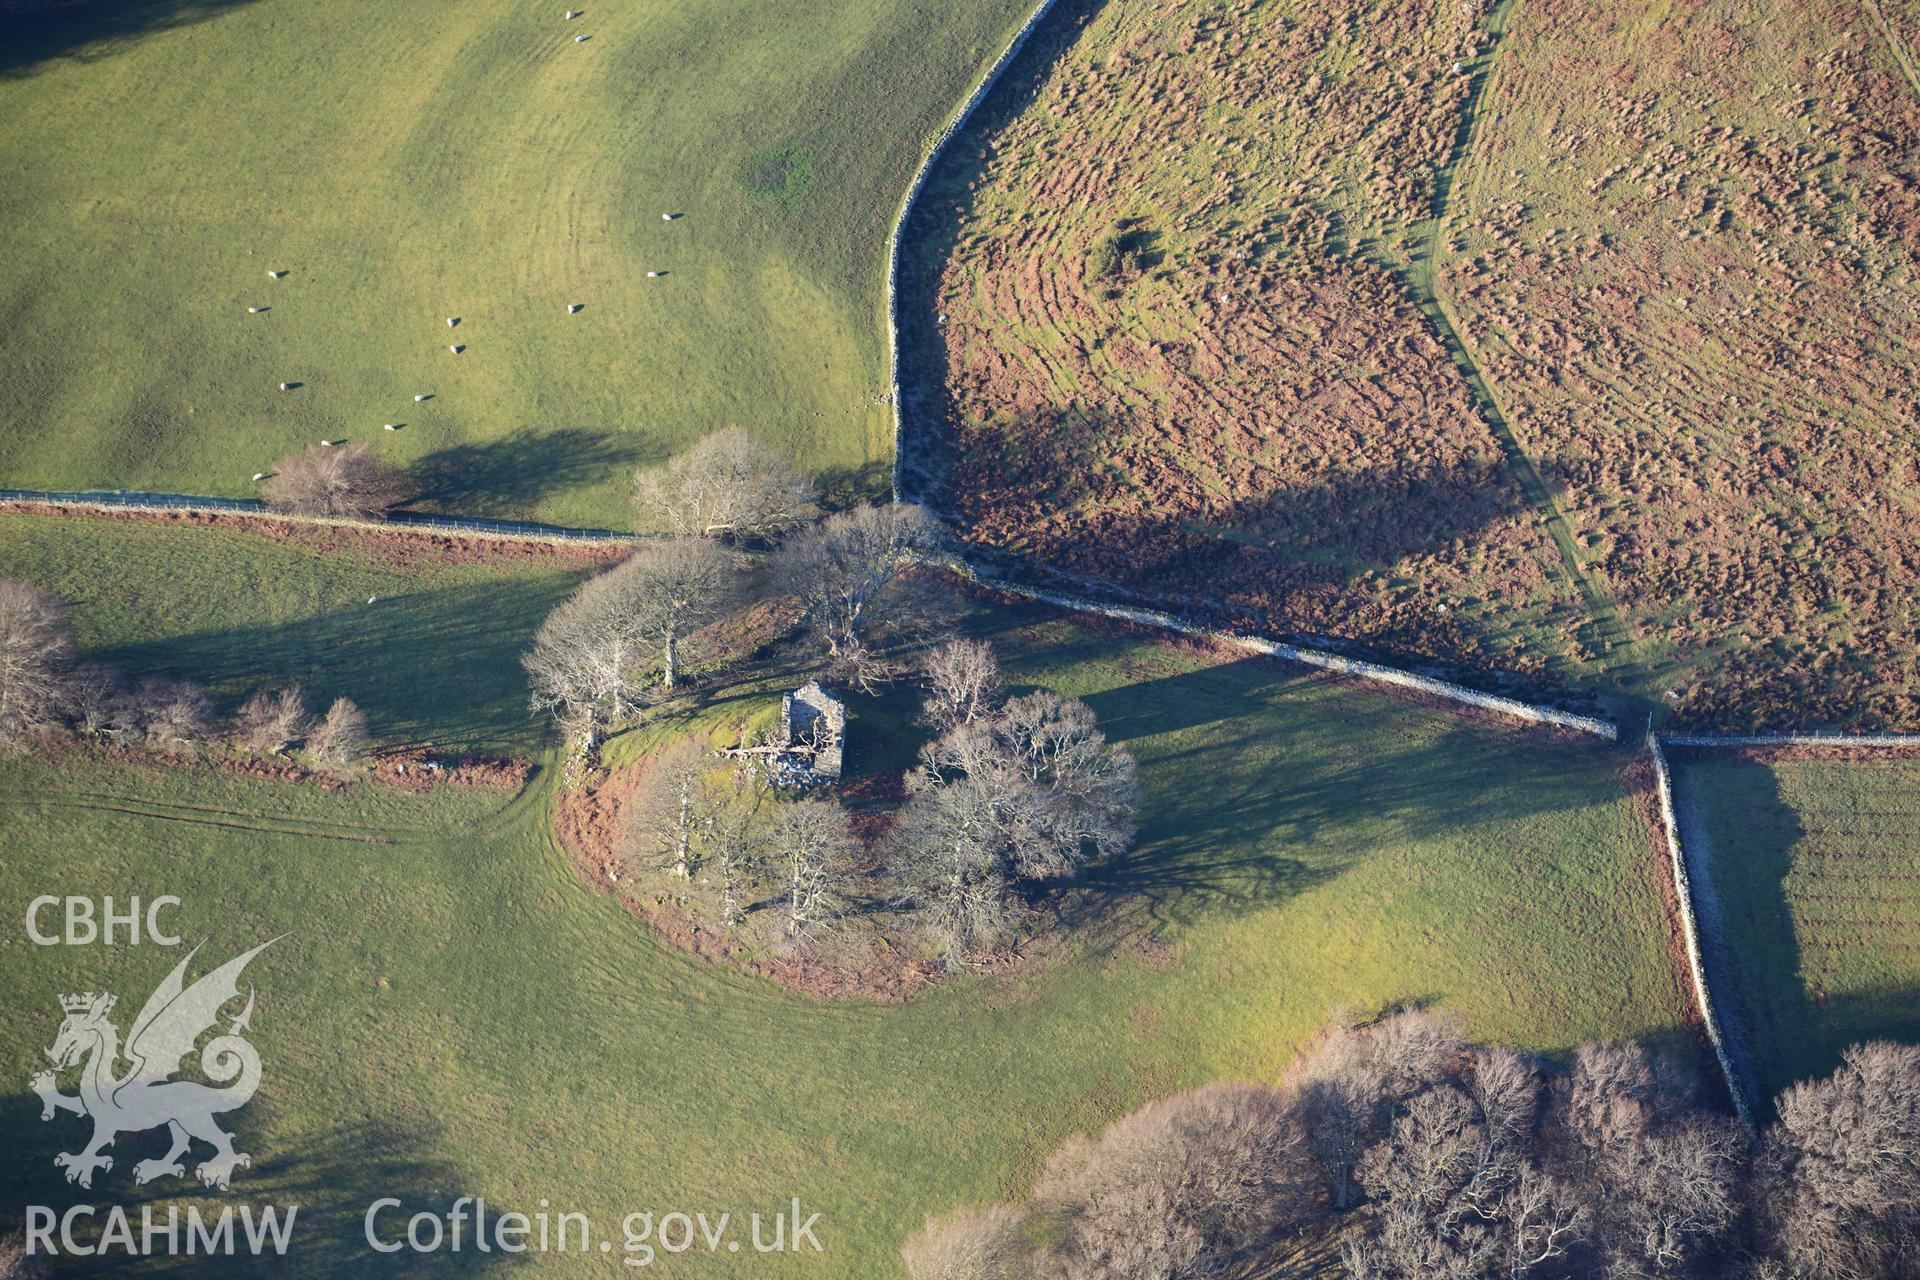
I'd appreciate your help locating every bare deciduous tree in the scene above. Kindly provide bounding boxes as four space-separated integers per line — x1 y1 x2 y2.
0 1228 52 1280
900 1206 1030 1280
625 737 714 880
920 638 1003 731
891 691 1136 966
306 697 368 769
525 541 744 739
65 663 124 739
633 428 817 540
231 686 310 756
132 677 215 756
261 443 406 518
1761 1040 1920 1279
888 774 1027 967
763 799 857 944
1031 1083 1309 1280
771 502 945 687
914 692 1138 881
1291 1010 1465 1211
0 580 74 751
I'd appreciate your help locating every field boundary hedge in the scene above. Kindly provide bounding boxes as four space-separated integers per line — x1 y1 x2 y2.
1648 731 1757 1127
884 0 1067 497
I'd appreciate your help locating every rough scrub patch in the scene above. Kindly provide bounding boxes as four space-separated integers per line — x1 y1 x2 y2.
1442 0 1920 728
901 0 1581 682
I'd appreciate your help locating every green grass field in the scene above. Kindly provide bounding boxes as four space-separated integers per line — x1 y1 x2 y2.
0 576 1695 1275
0 0 1034 526
1681 753 1920 1101
0 512 592 753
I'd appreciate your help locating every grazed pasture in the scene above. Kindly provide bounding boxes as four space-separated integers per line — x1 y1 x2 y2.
0 0 1034 525
0 570 1696 1275
1682 751 1920 1101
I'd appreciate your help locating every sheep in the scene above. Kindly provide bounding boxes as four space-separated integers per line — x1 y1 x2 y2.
247 306 266 314
415 394 431 402
449 344 463 354
574 34 588 42
568 303 583 313
267 270 287 279
646 270 665 278
661 213 680 221
278 382 293 391
384 423 402 431
320 439 339 447
447 317 458 328
252 472 269 482
367 596 378 605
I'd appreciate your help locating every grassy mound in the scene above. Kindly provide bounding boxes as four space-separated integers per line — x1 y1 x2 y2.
0 0 1035 525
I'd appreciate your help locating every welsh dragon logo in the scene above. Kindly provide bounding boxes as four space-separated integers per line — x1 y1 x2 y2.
31 940 278 1191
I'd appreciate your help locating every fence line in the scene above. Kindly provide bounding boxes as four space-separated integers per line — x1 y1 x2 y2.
885 0 1067 498
0 489 637 547
1647 731 1757 1128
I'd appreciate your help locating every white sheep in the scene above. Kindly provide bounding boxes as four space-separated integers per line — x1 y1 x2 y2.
646 270 664 278
320 439 339 447
384 423 401 431
574 33 588 42
252 472 268 482
661 213 680 221
247 306 264 314
446 317 458 328
568 303 583 313
450 344 463 354
278 382 293 391
415 394 431 402
267 270 286 279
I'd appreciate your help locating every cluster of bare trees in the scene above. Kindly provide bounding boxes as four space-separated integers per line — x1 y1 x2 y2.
618 639 1137 967
891 641 1137 966
624 739 858 946
528 431 949 741
904 1011 1920 1280
0 579 368 769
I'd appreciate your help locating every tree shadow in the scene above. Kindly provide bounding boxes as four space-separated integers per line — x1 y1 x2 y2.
405 428 650 520
0 0 262 80
1663 752 1920 1114
814 458 891 511
1 1090 519 1274
1023 652 1628 936
89 573 588 755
